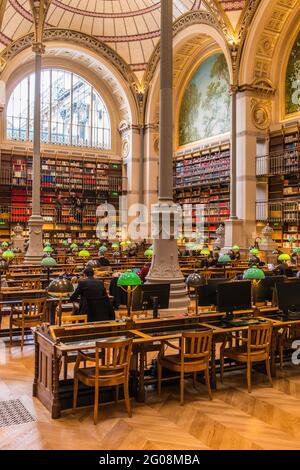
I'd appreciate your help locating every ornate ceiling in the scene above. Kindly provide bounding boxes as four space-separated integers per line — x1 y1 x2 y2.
0 0 246 76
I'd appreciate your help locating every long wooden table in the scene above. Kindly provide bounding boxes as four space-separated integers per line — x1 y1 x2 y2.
34 307 295 419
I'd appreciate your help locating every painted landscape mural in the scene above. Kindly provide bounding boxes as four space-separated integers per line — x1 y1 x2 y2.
179 53 230 146
286 31 300 115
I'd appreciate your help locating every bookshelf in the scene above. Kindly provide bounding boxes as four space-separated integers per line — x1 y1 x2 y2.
173 144 230 245
264 125 300 248
0 150 125 244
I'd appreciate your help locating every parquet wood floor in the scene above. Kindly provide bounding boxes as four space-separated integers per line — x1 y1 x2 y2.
1 336 300 450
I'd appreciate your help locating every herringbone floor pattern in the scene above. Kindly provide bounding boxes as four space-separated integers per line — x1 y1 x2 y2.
1 339 300 450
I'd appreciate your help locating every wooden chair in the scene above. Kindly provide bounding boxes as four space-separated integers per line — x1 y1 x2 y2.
10 298 47 351
73 337 133 424
220 323 273 393
58 315 88 379
21 278 41 290
157 330 213 405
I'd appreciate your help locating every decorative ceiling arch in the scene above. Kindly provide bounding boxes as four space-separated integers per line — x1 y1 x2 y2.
143 5 233 92
239 0 299 92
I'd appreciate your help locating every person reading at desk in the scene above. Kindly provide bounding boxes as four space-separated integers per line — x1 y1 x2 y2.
70 267 115 322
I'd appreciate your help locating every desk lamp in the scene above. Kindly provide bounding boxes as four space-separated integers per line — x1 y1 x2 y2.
250 248 259 256
185 272 206 315
2 249 15 266
79 249 90 259
1 242 9 248
41 256 57 285
117 270 142 317
243 265 265 306
70 243 78 250
232 245 240 252
278 253 291 262
47 277 74 326
99 246 108 255
144 249 153 259
112 243 119 250
83 241 90 248
62 240 69 247
43 246 53 255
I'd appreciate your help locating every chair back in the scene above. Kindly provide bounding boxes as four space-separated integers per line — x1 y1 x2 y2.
95 338 132 375
248 323 272 355
60 314 88 325
21 298 47 319
180 329 213 364
21 278 41 290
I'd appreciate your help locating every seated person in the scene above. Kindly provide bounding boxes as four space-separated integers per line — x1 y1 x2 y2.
138 263 151 283
248 254 261 266
275 262 294 277
70 267 115 322
97 255 111 267
199 257 210 269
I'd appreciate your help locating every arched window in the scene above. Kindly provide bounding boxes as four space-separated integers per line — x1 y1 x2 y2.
6 69 111 149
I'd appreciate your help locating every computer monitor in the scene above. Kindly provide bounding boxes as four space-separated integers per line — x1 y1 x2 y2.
131 284 170 318
255 276 286 303
276 282 300 314
217 281 252 317
197 278 231 307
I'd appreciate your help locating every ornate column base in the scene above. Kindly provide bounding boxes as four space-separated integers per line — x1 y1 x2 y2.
146 202 189 313
222 217 244 253
24 215 44 265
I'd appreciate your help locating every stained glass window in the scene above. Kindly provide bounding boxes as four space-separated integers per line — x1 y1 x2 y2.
6 69 111 149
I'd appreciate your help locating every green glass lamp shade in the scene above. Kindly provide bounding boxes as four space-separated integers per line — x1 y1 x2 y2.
185 272 205 287
2 250 15 260
44 241 52 247
1 242 9 248
41 256 57 268
218 254 231 264
47 277 74 297
120 241 126 247
79 249 90 258
43 246 53 253
99 246 108 253
117 270 142 287
293 247 300 254
288 236 297 242
95 240 101 246
250 248 259 255
243 266 265 280
112 243 119 249
126 240 132 245
144 249 154 258
83 241 90 247
200 249 211 256
70 243 78 249
278 253 291 262
232 245 240 251
62 240 69 246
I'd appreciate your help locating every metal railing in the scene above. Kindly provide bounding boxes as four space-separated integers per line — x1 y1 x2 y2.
256 145 300 177
256 199 300 223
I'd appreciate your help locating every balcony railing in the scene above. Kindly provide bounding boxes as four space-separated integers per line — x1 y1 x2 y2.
256 199 300 223
256 145 300 177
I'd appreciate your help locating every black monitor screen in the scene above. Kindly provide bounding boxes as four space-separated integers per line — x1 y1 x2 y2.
255 276 285 303
197 278 231 307
132 284 170 311
217 281 252 313
276 282 300 312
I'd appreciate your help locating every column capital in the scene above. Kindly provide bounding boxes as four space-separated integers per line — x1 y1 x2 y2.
32 42 45 54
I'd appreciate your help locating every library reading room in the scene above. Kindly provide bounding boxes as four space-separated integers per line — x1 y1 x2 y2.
1 0 300 457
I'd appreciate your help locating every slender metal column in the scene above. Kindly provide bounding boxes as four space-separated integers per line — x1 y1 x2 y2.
230 87 237 219
25 44 45 264
147 0 188 311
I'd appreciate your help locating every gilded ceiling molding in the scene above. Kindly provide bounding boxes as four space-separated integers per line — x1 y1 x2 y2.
251 0 298 93
29 0 53 45
143 6 233 92
0 28 140 96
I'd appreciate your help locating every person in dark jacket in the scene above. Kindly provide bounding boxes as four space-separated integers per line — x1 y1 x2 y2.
70 267 115 322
